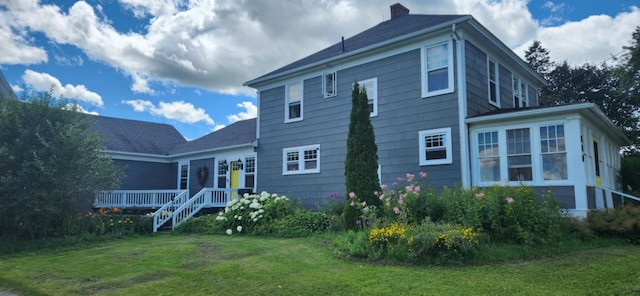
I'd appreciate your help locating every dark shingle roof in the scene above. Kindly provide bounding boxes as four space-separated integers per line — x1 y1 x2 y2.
171 118 256 154
245 14 469 86
89 115 186 155
89 115 256 156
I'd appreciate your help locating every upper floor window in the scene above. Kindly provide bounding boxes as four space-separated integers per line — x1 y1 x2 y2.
323 72 337 98
358 78 378 117
540 125 567 180
422 39 454 97
286 81 303 122
419 127 452 166
512 75 528 108
283 145 320 175
488 58 499 107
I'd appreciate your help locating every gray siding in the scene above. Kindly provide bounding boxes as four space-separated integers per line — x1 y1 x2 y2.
189 158 215 197
465 40 516 115
258 47 462 207
114 159 177 190
531 186 575 209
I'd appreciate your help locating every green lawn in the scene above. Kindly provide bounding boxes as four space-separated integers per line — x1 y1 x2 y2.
1 234 639 295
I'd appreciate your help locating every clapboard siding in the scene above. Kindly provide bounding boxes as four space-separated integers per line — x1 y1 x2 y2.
114 159 177 190
258 45 462 207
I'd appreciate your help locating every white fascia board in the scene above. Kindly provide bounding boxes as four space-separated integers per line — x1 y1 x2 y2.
105 143 257 162
244 16 472 89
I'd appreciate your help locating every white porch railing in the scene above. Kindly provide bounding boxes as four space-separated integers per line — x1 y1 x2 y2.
170 188 236 231
94 190 186 209
594 186 640 209
152 190 189 232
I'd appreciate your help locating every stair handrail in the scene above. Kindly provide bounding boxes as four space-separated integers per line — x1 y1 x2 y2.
152 190 188 232
595 186 640 203
171 188 213 230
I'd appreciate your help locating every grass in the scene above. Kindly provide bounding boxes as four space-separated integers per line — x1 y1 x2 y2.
0 234 639 295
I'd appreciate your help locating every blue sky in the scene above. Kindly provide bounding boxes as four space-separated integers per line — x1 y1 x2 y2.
0 0 638 140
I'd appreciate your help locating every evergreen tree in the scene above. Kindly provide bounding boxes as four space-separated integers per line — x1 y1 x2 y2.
343 82 380 229
524 40 553 79
0 90 122 239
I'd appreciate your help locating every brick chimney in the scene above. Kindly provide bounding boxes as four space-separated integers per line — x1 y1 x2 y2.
390 3 409 19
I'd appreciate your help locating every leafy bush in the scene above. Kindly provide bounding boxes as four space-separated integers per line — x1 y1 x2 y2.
585 205 640 244
176 191 330 238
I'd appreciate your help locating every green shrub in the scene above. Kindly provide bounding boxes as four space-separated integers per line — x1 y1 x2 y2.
585 204 640 244
176 191 330 238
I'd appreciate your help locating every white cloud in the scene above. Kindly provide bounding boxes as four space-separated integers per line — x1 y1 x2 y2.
11 84 23 93
227 101 257 123
1 0 639 95
21 69 104 106
213 124 226 131
63 103 99 115
122 99 215 125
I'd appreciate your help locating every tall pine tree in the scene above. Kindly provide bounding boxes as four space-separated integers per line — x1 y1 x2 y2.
343 82 380 228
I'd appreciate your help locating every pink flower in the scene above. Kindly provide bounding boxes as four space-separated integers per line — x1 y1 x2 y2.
363 206 369 212
349 192 355 198
475 192 485 199
381 184 388 190
379 195 384 200
350 201 355 206
419 171 427 178
414 185 420 193
361 201 367 207
398 198 404 205
393 207 400 214
389 190 395 195
392 181 398 187
506 197 514 203
407 173 415 183
374 191 379 196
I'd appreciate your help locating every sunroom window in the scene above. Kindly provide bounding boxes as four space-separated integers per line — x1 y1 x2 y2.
540 124 567 180
478 131 500 182
507 128 532 181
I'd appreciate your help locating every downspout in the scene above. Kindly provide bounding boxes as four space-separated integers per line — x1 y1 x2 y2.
453 24 471 188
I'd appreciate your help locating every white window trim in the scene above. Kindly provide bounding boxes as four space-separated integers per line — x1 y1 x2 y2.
285 81 303 123
282 144 320 175
323 72 337 98
487 57 500 107
421 38 455 98
356 77 378 117
471 122 573 187
177 161 189 190
419 127 453 166
512 75 530 108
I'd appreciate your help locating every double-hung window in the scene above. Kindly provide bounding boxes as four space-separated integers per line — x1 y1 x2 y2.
283 145 320 175
244 156 256 189
507 128 532 181
422 39 454 97
286 81 303 122
512 75 528 108
358 78 378 117
488 58 499 107
478 131 500 182
323 72 337 98
419 127 452 165
540 125 567 180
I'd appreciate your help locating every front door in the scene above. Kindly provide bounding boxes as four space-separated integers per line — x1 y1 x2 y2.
230 161 241 199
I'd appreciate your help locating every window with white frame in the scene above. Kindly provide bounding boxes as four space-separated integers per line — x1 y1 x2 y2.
422 39 454 97
488 58 499 106
358 78 378 117
507 128 532 181
286 81 303 122
283 145 320 175
245 156 256 189
419 127 452 165
217 160 227 188
478 131 500 182
512 75 528 108
540 124 567 180
323 72 337 98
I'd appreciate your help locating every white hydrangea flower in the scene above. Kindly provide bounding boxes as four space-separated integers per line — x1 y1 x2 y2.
226 229 232 235
237 226 243 232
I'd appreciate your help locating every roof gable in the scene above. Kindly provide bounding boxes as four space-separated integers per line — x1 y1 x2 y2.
171 118 257 154
245 14 468 86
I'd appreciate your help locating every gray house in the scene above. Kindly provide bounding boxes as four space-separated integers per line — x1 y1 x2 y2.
244 3 630 217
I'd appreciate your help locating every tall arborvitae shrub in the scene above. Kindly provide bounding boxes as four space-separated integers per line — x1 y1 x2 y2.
343 82 380 229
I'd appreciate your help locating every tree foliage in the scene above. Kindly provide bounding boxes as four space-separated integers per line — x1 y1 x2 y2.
343 82 380 228
527 38 640 148
0 91 122 239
